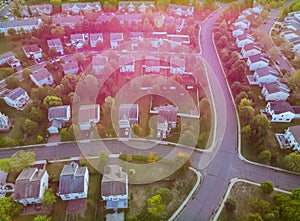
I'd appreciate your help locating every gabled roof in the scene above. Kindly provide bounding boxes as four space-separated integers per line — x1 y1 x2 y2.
0 18 39 29
52 16 84 25
48 105 70 120
119 104 138 121
92 55 107 66
158 105 178 122
237 34 255 42
289 125 300 144
248 54 270 64
78 104 100 123
243 43 261 52
269 101 295 114
14 168 47 200
119 56 134 66
264 82 290 94
71 33 85 41
59 162 88 195
29 4 53 13
47 38 63 47
23 44 41 54
5 87 27 100
62 61 78 72
0 51 15 60
90 33 103 41
255 66 278 78
62 2 101 11
30 68 52 82
110 33 123 41
130 32 143 39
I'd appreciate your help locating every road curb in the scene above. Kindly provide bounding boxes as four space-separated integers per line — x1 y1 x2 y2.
211 177 292 221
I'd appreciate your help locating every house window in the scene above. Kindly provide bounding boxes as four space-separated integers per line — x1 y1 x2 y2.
279 118 282 121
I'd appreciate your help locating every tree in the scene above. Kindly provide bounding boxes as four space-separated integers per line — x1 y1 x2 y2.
59 124 80 142
10 150 35 172
288 69 300 90
180 130 197 147
148 151 158 163
43 95 63 109
41 188 56 208
284 151 300 172
22 68 32 80
48 48 58 60
156 188 173 205
34 215 51 221
147 194 166 217
74 53 86 67
225 198 236 212
131 123 141 137
260 181 274 195
28 107 45 123
244 213 263 221
0 196 23 221
6 76 20 89
291 187 300 200
98 151 109 173
250 198 270 216
174 152 191 173
258 150 271 163
23 118 38 135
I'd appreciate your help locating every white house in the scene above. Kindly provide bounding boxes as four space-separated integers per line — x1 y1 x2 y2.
262 82 290 101
62 2 102 14
280 30 299 41
101 165 128 210
57 162 89 201
250 66 278 86
47 39 64 56
130 32 144 49
47 105 71 134
51 16 84 28
236 34 255 48
118 1 155 13
156 105 178 138
288 37 300 55
144 57 160 73
23 44 42 60
0 111 10 131
265 101 300 122
119 56 135 73
29 4 53 16
234 18 250 29
110 33 124 49
241 43 261 58
279 125 300 151
92 55 108 74
232 26 246 38
14 168 49 206
62 61 79 75
168 4 194 17
0 51 21 68
30 68 53 87
71 33 88 49
119 104 139 137
90 33 103 48
247 54 270 71
78 104 100 130
0 18 41 35
3 87 30 110
170 57 185 74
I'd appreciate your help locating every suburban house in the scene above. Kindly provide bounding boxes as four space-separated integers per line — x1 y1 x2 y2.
164 16 185 33
232 25 246 38
0 111 10 132
110 33 124 49
19 6 29 17
168 4 194 17
23 44 42 60
144 56 160 73
130 32 144 49
29 4 53 16
90 33 103 48
78 104 100 130
280 30 299 41
276 125 300 151
247 66 278 86
3 87 30 110
118 1 155 13
117 13 142 25
0 18 41 35
241 43 262 58
14 168 49 206
47 39 64 55
51 16 84 28
167 34 190 48
150 32 166 48
57 162 89 201
101 165 128 210
170 57 185 74
234 18 250 29
30 68 53 87
119 56 135 73
119 104 139 137
288 37 300 55
247 54 270 71
47 105 71 134
71 33 88 49
261 81 290 101
62 2 102 14
0 51 21 68
236 34 255 48
92 55 108 74
62 61 79 75
264 101 300 122
156 105 178 138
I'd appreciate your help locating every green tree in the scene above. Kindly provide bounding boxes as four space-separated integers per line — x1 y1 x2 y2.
244 212 263 221
291 187 300 200
41 188 56 208
36 135 44 144
22 68 32 80
6 76 20 89
28 107 45 123
23 118 38 135
239 98 255 126
0 196 23 221
147 194 166 217
156 188 173 205
98 151 109 173
260 181 274 195
59 124 80 142
43 95 63 109
131 123 141 137
225 198 236 212
148 151 158 163
10 150 35 172
288 69 300 90
284 152 300 172
258 150 271 163
250 198 270 216
34 215 51 221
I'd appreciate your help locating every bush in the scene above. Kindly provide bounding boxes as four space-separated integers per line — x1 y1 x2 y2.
260 181 274 195
258 150 271 163
225 198 236 212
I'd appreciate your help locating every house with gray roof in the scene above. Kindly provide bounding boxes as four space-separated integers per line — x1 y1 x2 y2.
276 125 300 151
168 4 194 17
62 2 101 14
261 81 290 101
57 162 89 201
0 18 40 35
0 51 21 68
71 33 89 50
119 56 135 73
247 66 278 86
156 105 178 139
48 105 71 134
118 1 155 13
62 60 79 75
3 87 30 110
119 104 139 137
14 168 49 206
51 16 84 28
264 101 300 122
101 165 128 211
241 43 261 58
29 4 53 16
236 34 255 48
47 39 64 55
90 33 103 48
92 55 108 74
78 104 100 130
23 44 42 60
247 54 270 71
110 33 124 49
29 68 53 87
